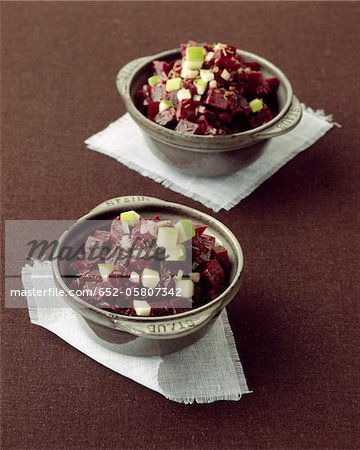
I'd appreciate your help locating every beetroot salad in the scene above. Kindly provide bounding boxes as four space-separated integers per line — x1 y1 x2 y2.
69 210 231 317
135 41 280 135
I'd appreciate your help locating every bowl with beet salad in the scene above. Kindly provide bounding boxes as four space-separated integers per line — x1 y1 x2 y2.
116 41 302 176
52 196 244 356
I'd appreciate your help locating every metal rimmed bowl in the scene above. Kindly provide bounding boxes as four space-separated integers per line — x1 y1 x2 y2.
52 196 244 356
116 48 302 176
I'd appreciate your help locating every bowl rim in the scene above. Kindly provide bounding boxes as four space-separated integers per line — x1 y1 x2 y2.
122 47 294 141
52 198 244 323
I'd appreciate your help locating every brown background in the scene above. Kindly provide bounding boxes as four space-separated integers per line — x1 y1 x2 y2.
1 2 359 449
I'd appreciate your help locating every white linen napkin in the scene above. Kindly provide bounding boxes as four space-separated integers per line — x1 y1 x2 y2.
85 106 336 212
22 260 250 404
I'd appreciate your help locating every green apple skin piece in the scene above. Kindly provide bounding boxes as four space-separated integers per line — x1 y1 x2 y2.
98 263 116 282
133 300 151 316
175 279 194 298
141 268 160 288
120 210 140 227
165 244 186 261
200 69 214 83
175 219 195 244
186 46 205 69
147 74 162 87
157 227 179 249
159 99 173 112
249 98 264 113
166 77 182 92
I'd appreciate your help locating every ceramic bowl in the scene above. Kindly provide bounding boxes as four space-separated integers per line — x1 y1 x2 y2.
52 196 244 356
116 48 302 176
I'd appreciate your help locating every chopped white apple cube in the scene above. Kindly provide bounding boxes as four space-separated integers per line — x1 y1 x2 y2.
205 51 215 62
195 79 208 96
120 210 140 227
129 271 140 284
166 77 182 92
133 300 151 317
177 88 192 102
175 219 195 244
193 94 201 101
165 244 186 262
159 99 173 112
189 272 201 283
141 268 160 288
200 69 215 83
175 279 194 298
157 227 178 249
181 67 199 79
98 263 115 282
209 80 217 89
198 105 205 113
120 234 133 250
176 269 184 280
221 69 231 81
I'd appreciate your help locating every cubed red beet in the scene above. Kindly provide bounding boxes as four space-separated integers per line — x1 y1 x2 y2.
212 246 231 273
204 89 229 110
147 101 159 120
201 259 225 288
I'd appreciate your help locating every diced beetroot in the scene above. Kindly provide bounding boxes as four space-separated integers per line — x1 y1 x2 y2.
110 218 128 243
152 60 172 75
243 61 261 71
201 259 225 288
212 246 231 273
215 56 241 72
194 225 207 236
250 105 274 128
176 99 200 122
175 119 199 134
265 77 280 94
204 89 229 110
147 101 159 120
155 109 175 127
151 84 167 102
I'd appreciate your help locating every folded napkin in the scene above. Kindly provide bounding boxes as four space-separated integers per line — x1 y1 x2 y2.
22 260 250 404
85 106 336 212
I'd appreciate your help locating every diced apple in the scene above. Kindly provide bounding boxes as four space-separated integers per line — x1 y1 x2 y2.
175 279 194 298
195 79 208 96
186 46 205 69
221 69 231 81
209 80 217 89
200 69 215 83
177 88 192 101
205 51 215 62
181 68 199 79
175 219 195 243
166 77 182 92
157 227 178 248
129 271 140 284
249 98 264 113
98 263 116 282
148 74 162 87
159 99 173 112
141 268 160 288
189 272 201 283
133 300 151 316
193 94 201 101
165 244 186 261
120 210 140 227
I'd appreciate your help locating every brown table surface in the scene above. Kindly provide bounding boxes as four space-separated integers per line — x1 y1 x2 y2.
1 2 359 449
